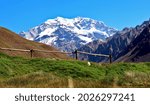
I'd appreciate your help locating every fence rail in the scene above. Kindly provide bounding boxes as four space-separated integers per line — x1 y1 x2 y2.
77 51 109 57
33 49 72 54
0 47 112 63
0 47 30 52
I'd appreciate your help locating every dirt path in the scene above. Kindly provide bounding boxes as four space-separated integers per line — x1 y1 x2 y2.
68 77 74 88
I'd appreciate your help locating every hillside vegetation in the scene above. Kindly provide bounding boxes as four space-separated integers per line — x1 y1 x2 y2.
0 52 150 88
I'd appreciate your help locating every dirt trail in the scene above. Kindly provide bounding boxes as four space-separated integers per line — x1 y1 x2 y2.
68 78 74 88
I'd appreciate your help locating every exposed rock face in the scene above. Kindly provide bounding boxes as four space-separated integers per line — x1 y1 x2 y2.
116 24 150 62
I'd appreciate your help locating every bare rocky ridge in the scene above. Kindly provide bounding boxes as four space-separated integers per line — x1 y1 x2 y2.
116 23 150 62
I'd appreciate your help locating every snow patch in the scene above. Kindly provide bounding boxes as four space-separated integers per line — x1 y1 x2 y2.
78 35 92 43
40 36 57 45
39 28 57 36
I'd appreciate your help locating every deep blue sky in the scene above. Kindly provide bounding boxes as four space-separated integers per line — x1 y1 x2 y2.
0 0 150 33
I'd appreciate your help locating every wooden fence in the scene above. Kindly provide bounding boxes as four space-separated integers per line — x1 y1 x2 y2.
0 47 112 63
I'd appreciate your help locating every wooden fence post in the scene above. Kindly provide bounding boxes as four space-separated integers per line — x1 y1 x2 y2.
109 46 113 64
109 54 112 64
74 50 78 60
30 49 33 58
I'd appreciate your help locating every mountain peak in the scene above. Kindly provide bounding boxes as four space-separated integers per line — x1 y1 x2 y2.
45 17 105 25
19 17 117 52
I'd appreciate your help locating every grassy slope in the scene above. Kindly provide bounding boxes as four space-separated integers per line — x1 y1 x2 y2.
0 52 150 88
0 27 68 59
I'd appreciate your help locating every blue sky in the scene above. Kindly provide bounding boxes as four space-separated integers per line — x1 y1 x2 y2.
0 0 150 33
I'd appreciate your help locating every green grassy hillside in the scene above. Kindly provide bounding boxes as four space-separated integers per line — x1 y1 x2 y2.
0 52 150 88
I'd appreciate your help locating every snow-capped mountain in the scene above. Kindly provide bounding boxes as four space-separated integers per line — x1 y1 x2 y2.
19 17 117 52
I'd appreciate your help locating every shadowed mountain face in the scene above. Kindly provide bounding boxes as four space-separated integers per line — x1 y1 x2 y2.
0 27 68 59
78 20 150 62
116 24 150 62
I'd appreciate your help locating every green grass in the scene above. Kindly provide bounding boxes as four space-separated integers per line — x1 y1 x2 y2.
0 52 150 88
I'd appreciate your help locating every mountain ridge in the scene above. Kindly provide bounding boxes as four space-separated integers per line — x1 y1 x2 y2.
115 23 150 62
78 19 150 62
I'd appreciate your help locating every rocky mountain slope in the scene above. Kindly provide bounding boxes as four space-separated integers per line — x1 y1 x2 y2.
78 19 150 62
116 23 150 62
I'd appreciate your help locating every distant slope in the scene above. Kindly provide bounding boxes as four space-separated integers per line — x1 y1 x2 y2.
0 27 68 59
116 24 150 62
